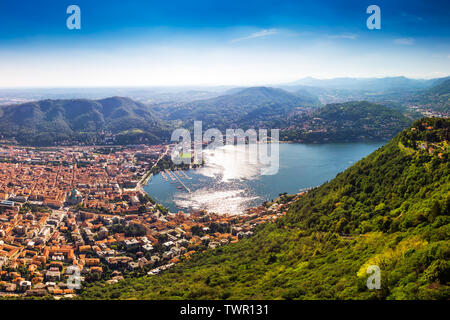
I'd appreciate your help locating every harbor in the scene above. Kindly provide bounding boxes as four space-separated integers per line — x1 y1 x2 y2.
164 169 191 193
144 142 384 215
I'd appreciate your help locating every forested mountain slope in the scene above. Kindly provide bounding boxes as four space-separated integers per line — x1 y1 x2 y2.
280 101 412 142
80 118 449 300
165 87 320 129
0 97 168 145
408 77 450 113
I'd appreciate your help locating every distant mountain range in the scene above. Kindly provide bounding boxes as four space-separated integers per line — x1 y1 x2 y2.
280 101 413 142
406 77 450 113
285 76 447 92
0 97 168 146
0 77 447 146
428 78 450 95
163 86 321 129
278 76 450 113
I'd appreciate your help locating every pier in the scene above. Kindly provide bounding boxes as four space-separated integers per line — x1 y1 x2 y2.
165 169 176 182
157 168 192 193
169 169 191 193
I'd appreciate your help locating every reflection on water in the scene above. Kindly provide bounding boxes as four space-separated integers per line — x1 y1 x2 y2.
174 188 259 214
144 142 384 214
172 144 266 214
196 144 265 182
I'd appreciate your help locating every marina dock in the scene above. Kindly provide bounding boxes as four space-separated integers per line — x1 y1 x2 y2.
161 169 191 193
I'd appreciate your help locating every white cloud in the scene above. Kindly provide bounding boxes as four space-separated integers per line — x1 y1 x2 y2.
1 34 449 87
401 12 424 22
394 38 415 45
230 29 278 43
429 71 448 77
328 34 357 40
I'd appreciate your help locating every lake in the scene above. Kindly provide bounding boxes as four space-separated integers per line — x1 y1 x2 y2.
144 142 384 214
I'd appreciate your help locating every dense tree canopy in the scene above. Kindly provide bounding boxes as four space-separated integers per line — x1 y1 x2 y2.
79 118 449 300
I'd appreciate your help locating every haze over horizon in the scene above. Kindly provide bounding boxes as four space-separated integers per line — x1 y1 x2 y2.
0 75 449 91
1 0 449 87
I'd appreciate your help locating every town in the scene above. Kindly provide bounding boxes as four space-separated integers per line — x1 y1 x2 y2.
0 144 294 298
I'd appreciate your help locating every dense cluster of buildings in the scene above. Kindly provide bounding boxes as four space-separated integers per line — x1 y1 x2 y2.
0 144 165 212
407 104 449 118
0 144 296 298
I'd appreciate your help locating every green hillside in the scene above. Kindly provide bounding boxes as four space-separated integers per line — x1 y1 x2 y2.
166 86 321 129
281 101 413 142
411 78 450 113
0 97 169 146
80 118 449 300
428 78 450 96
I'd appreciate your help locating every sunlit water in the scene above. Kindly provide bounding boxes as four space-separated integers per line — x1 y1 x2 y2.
144 142 384 214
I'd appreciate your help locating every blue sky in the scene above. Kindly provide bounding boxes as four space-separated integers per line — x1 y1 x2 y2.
0 0 449 87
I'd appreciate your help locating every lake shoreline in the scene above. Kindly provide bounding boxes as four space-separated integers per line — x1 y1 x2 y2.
144 142 385 215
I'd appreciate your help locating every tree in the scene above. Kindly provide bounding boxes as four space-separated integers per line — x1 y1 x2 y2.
429 200 442 221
